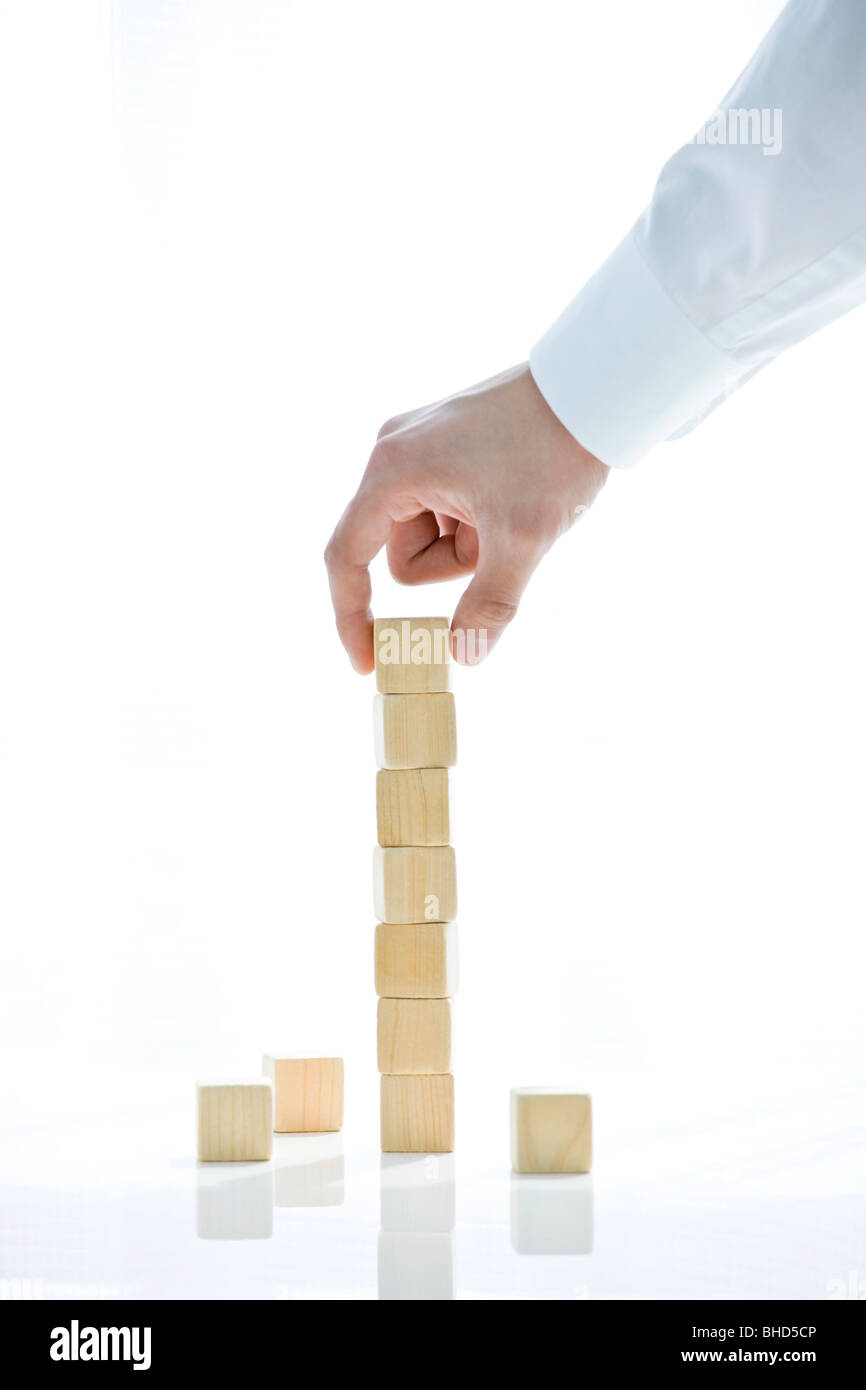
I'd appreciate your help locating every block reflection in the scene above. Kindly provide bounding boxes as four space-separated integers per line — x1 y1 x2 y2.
273 1133 345 1208
510 1174 593 1255
378 1154 456 1299
196 1164 274 1240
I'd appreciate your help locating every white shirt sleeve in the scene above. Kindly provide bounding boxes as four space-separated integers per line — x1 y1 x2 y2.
529 0 866 469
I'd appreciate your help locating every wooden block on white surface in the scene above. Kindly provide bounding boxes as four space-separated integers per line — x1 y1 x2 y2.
374 693 456 770
262 1055 344 1133
374 921 457 998
374 846 457 924
380 1073 455 1153
377 998 453 1075
374 617 450 694
510 1088 592 1174
196 1080 273 1162
376 768 450 846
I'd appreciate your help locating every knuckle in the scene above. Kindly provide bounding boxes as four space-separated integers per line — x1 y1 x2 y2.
376 413 404 440
473 595 519 628
500 519 541 557
509 507 555 549
366 436 400 476
387 550 410 581
323 534 343 569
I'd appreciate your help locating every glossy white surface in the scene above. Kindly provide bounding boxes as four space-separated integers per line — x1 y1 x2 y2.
1 1070 864 1301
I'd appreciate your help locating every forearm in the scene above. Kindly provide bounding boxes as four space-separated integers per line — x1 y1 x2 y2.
531 0 866 468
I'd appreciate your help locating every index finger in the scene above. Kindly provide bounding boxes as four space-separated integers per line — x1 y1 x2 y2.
324 484 396 672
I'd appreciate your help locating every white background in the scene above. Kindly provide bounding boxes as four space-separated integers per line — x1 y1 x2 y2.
1 0 864 1299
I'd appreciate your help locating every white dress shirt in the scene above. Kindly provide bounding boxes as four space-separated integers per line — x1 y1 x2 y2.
530 0 866 468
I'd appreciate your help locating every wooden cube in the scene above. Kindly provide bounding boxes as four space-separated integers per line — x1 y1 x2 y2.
262 1055 344 1133
374 617 450 694
373 846 457 924
376 768 450 846
381 1073 455 1153
375 922 457 998
510 1088 592 1174
196 1079 273 1161
374 693 456 770
377 998 453 1075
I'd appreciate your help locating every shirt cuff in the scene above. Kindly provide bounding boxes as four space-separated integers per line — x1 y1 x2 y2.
529 227 739 469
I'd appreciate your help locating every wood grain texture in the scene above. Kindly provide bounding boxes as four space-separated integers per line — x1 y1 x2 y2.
196 1080 273 1161
377 997 453 1074
374 921 457 998
510 1089 592 1174
373 845 457 924
373 693 457 770
262 1056 344 1133
381 1073 455 1153
376 768 450 846
374 617 450 694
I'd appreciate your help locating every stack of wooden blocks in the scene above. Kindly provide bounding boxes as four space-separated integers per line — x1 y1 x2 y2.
195 613 596 1187
373 618 457 1154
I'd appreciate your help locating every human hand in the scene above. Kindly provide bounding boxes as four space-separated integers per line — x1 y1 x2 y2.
325 362 608 671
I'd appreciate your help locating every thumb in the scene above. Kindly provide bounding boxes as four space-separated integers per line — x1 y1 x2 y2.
451 535 540 665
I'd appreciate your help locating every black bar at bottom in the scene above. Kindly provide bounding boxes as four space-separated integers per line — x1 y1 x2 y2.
2 1298 862 1373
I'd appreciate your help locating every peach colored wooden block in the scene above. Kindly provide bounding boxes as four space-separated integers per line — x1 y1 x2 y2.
381 1074 455 1153
196 1079 273 1161
262 1056 344 1133
373 693 456 770
374 922 457 998
510 1088 593 1174
377 998 453 1075
376 768 450 847
373 846 457 924
374 617 450 694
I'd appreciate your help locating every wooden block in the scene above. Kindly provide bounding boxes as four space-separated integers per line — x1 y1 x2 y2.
374 693 456 770
376 768 450 846
196 1080 273 1161
381 1074 455 1153
510 1088 592 1174
377 998 453 1074
262 1055 344 1133
375 922 457 998
374 617 450 694
373 846 457 924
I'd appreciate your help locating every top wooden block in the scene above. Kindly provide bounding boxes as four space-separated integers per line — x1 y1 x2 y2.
374 618 450 694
